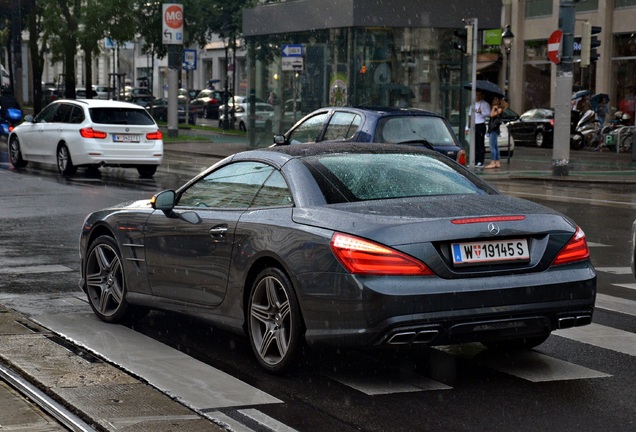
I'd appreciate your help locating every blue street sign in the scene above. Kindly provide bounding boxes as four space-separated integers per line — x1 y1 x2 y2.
282 44 303 57
182 49 197 70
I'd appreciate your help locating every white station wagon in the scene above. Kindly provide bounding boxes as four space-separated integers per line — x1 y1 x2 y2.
9 99 163 177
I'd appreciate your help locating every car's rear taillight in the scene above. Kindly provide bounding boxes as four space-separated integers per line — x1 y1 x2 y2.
146 130 163 140
79 128 107 139
552 226 590 266
550 119 555 126
456 149 467 165
209 98 218 104
330 232 434 276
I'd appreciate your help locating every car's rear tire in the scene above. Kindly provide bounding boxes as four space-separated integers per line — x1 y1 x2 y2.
85 235 145 323
481 333 550 351
248 267 303 374
534 131 545 148
57 144 77 176
8 135 27 168
137 165 157 178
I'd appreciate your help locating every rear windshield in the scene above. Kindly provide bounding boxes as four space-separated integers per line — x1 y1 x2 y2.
304 152 490 203
376 116 457 146
89 107 156 125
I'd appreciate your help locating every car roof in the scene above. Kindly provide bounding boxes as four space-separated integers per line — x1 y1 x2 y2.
309 106 443 119
52 99 148 109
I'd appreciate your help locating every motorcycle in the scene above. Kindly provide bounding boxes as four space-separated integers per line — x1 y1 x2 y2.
570 109 599 150
0 107 23 137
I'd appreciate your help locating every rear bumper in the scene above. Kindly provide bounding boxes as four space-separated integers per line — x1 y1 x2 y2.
297 264 596 348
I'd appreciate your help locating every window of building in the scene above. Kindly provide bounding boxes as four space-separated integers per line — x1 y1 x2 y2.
612 34 636 122
575 0 598 12
616 0 636 7
525 0 552 18
523 40 551 111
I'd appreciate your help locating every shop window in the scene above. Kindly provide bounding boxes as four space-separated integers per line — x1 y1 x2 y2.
616 0 636 7
525 0 552 18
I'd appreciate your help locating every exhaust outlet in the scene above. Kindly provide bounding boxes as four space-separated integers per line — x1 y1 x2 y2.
558 317 576 329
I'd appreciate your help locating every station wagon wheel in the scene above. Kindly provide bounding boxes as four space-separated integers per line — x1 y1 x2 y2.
85 235 131 323
137 165 157 178
57 144 77 176
482 333 550 351
248 267 302 373
8 135 27 168
534 131 545 147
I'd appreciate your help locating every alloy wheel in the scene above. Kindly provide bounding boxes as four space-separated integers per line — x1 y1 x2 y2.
85 239 126 321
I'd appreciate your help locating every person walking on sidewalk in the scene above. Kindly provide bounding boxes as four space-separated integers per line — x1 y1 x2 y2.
466 90 490 167
485 96 508 169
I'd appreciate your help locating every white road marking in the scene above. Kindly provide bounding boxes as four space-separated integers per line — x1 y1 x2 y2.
587 242 611 247
510 191 636 209
0 265 73 274
595 267 633 275
203 411 256 432
326 371 451 395
612 283 636 291
477 350 611 382
238 409 299 432
596 293 636 316
34 313 282 410
555 323 636 357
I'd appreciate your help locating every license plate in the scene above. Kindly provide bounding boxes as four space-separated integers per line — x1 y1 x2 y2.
113 134 140 143
452 238 529 265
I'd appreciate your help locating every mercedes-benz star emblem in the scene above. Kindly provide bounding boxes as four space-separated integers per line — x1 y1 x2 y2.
488 222 500 235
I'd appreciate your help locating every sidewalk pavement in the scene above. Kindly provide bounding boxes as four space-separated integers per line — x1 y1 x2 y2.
163 131 636 184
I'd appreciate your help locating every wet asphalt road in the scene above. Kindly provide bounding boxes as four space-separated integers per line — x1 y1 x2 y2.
0 136 635 432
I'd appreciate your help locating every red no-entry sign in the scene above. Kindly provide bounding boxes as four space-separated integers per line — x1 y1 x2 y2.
548 30 562 64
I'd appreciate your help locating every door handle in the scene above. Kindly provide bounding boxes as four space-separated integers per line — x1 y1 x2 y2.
209 226 228 238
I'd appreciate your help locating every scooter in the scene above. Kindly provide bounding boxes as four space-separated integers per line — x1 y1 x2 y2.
570 109 598 150
0 107 23 136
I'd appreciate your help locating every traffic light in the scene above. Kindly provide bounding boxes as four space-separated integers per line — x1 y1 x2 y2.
581 22 601 67
453 29 467 53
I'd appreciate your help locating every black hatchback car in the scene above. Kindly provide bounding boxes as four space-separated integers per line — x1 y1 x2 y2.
274 106 465 164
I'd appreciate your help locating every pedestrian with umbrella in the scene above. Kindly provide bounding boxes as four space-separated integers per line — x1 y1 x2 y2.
465 89 490 167
591 93 609 127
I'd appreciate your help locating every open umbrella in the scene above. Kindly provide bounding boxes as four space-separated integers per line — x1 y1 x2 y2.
571 90 591 100
590 93 609 109
463 80 504 98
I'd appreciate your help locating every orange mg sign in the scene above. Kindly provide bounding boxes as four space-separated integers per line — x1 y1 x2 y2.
162 4 183 45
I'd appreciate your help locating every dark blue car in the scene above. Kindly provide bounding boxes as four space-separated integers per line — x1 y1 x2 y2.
273 106 465 164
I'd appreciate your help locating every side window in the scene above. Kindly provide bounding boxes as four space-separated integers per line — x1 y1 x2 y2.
323 112 362 141
250 170 293 208
52 104 73 122
177 162 275 209
36 104 59 123
288 112 329 144
68 106 85 124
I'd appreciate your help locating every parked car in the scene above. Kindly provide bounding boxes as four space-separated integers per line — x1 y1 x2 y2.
76 87 98 99
78 142 596 373
191 89 231 119
274 106 465 163
218 102 275 131
506 108 580 148
41 88 60 105
148 98 199 124
8 99 163 177
129 95 154 108
178 88 200 102
94 86 114 100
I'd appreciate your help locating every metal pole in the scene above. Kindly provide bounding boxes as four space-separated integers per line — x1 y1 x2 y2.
222 43 230 130
553 0 576 177
467 18 478 170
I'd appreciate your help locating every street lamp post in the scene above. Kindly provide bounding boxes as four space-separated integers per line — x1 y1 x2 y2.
501 24 515 100
501 25 514 164
222 37 230 130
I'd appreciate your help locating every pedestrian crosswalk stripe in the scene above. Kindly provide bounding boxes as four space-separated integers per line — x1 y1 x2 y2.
612 282 636 291
596 293 636 316
587 242 611 248
475 350 611 382
595 266 633 275
555 323 636 357
326 370 451 395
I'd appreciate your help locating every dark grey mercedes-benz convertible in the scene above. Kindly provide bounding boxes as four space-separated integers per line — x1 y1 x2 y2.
79 142 596 373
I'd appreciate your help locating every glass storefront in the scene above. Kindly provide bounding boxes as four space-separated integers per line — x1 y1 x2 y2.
612 33 636 123
246 27 473 135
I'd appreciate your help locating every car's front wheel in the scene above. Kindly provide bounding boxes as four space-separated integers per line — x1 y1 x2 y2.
57 144 77 176
84 236 133 323
248 267 303 373
137 165 157 178
8 135 27 168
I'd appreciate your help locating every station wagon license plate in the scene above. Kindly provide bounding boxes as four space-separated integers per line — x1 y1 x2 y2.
452 238 529 265
113 134 140 143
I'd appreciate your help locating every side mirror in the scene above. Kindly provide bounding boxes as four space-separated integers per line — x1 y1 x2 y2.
273 134 287 145
151 190 176 211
